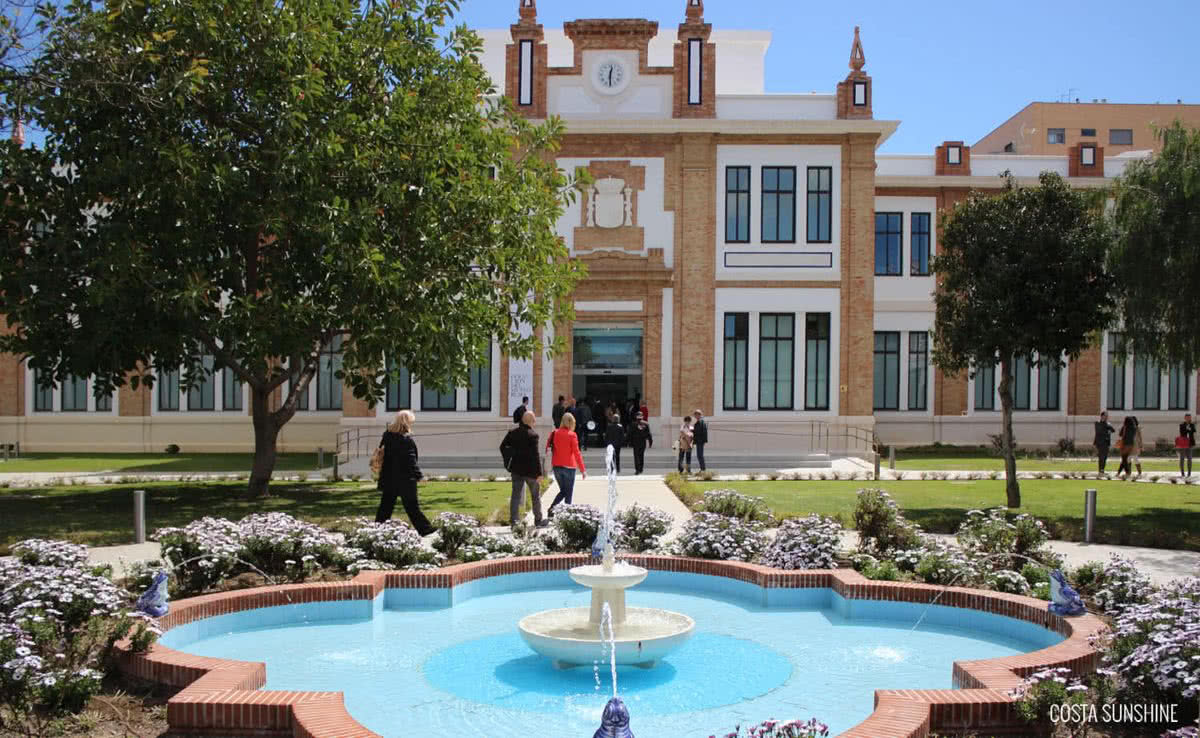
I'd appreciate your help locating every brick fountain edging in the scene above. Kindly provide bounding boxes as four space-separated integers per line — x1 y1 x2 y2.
113 556 1107 738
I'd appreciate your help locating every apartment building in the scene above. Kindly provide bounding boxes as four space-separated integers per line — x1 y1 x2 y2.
975 101 1200 155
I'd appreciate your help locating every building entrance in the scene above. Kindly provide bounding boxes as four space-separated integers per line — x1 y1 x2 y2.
571 324 643 411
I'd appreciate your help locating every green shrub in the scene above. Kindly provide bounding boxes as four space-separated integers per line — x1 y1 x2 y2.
700 489 773 524
853 488 921 555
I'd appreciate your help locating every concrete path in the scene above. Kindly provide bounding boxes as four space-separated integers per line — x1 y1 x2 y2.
530 473 693 541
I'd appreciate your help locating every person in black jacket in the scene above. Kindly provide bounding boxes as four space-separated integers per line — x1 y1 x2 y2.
605 413 625 474
573 397 591 450
627 412 653 474
512 396 529 426
1180 413 1196 477
552 395 566 429
692 409 709 472
375 410 433 535
504 410 547 528
1093 411 1115 474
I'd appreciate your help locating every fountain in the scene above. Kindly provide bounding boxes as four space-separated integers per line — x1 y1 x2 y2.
517 446 694 669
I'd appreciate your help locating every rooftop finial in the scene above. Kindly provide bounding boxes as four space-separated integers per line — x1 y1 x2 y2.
685 0 704 21
849 26 866 72
519 0 536 21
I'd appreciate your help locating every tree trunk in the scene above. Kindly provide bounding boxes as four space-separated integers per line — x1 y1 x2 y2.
998 356 1021 509
249 386 281 497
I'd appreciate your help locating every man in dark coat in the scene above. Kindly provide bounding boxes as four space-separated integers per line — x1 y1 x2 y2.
502 410 546 528
605 413 625 474
627 411 653 474
1093 411 1115 474
552 395 566 429
692 409 709 472
573 397 591 450
376 412 433 535
512 396 529 426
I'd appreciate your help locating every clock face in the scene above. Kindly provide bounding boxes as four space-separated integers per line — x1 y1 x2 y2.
593 58 629 95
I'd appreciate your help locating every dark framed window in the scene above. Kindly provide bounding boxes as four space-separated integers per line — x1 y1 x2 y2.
61 375 87 412
687 38 702 105
806 167 832 243
1169 366 1190 411
1010 355 1031 410
722 313 748 410
974 363 996 411
758 314 794 410
1081 128 1096 137
467 346 491 411
1110 129 1133 145
910 213 931 276
188 355 216 411
946 146 961 165
907 332 928 411
725 167 751 243
1047 128 1066 144
1081 145 1096 166
518 39 533 106
874 212 902 276
1107 332 1125 410
804 313 830 410
873 332 900 410
386 359 411 412
1038 361 1061 411
33 369 54 412
421 385 456 411
316 336 343 411
761 167 796 243
95 389 112 412
1133 355 1160 410
158 368 180 411
853 81 867 106
222 367 242 411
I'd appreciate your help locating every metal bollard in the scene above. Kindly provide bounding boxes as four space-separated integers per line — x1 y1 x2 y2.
1084 488 1097 543
332 454 339 481
874 452 881 481
133 489 146 544
889 446 896 470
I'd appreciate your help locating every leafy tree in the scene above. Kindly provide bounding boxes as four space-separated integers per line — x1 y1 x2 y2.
0 0 584 495
1109 121 1200 367
933 172 1114 508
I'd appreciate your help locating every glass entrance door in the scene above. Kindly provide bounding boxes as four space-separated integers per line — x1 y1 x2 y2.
571 325 643 408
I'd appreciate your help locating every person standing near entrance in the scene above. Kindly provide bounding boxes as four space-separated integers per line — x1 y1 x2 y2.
1179 413 1196 478
512 396 529 426
628 411 653 474
605 412 625 473
552 395 566 429
1093 411 1115 474
505 411 547 528
573 397 591 450
677 416 694 474
692 409 709 472
545 413 586 517
375 410 434 535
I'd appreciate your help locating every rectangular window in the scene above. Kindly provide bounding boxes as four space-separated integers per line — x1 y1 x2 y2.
761 167 796 243
910 212 931 276
1081 128 1096 137
974 363 996 411
907 332 928 411
874 212 902 276
518 40 533 106
804 313 831 411
61 375 88 412
158 368 180 411
1038 361 1061 411
688 39 702 105
1011 355 1031 410
222 366 242 411
853 81 867 106
1107 332 1125 410
467 347 491 411
1081 145 1096 166
1133 355 1160 410
722 313 748 410
386 359 411 412
806 167 832 243
187 355 216 411
1169 366 1190 411
725 167 750 243
946 146 961 165
1048 128 1066 144
95 389 112 412
758 314 794 410
872 332 900 410
33 369 54 412
1110 129 1133 145
421 385 456 411
316 336 344 411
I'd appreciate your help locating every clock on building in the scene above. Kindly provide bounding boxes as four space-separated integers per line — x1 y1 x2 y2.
592 56 631 95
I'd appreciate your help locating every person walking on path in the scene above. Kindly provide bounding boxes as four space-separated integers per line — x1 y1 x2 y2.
375 410 434 535
503 410 547 528
1180 414 1197 477
692 410 709 472
552 395 566 429
627 411 653 474
512 396 529 426
573 397 591 450
545 413 587 517
605 412 625 473
1094 411 1116 474
1117 416 1139 480
677 416 695 474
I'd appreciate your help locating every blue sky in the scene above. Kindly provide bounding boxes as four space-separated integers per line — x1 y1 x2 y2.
452 0 1200 153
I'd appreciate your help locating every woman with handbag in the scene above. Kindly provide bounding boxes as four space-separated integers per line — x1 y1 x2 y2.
1116 416 1138 481
677 416 695 474
1179 414 1196 478
374 410 434 535
545 412 587 518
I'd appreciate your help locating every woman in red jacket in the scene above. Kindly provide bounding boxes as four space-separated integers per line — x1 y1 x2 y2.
546 412 587 518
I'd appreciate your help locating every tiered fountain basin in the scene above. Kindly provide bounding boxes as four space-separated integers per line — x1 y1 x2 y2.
116 556 1107 738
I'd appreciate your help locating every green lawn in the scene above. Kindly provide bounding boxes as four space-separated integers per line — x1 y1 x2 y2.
694 479 1200 551
0 452 324 474
0 480 515 553
892 456 1180 472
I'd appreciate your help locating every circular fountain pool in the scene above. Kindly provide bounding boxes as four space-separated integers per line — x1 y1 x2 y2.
158 570 1066 737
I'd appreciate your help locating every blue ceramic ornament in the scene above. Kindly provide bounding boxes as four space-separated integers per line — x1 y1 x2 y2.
136 571 170 617
593 696 634 738
1048 569 1085 616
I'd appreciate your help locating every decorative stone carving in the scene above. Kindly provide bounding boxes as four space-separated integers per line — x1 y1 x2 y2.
588 177 632 229
1048 569 1085 616
136 571 170 617
593 696 634 738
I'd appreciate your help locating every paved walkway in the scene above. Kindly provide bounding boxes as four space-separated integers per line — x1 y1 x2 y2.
530 474 693 541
